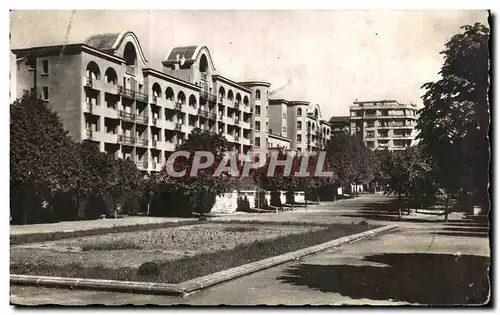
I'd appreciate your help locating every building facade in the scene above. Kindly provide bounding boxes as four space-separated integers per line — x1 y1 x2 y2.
350 100 418 151
268 100 331 153
12 31 332 173
328 116 350 137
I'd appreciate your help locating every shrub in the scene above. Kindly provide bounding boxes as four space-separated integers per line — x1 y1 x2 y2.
137 261 160 277
224 226 259 233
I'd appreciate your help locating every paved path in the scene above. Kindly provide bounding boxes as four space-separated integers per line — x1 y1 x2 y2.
10 194 490 305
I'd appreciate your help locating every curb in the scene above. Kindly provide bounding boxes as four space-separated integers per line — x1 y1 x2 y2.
11 224 398 296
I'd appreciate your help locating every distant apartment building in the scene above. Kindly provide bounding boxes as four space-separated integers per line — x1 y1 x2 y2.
12 30 331 173
350 100 418 151
328 116 350 137
268 100 331 153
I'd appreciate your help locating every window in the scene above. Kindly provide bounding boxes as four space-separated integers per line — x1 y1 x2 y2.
42 87 49 101
255 89 261 99
297 121 302 129
255 121 261 131
42 60 49 74
255 106 261 115
297 108 302 116
297 134 302 142
255 137 260 147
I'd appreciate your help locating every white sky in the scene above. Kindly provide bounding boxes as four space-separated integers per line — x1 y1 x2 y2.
9 10 489 118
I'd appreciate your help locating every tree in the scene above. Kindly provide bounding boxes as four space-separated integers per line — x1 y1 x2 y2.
158 129 233 216
381 146 438 220
326 134 375 196
10 91 80 224
418 22 490 214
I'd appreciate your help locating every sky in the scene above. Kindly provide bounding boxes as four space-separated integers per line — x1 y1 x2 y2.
9 10 489 118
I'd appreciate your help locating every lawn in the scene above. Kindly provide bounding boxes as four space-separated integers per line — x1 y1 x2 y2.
11 221 375 284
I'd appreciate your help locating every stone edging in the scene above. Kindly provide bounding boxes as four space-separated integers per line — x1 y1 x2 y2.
11 225 398 296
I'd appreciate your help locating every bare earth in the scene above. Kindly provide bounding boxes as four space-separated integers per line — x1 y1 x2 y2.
11 223 321 269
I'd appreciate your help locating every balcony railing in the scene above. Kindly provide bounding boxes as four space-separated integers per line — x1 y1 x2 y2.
85 77 93 88
122 87 135 99
198 109 209 118
200 90 216 102
175 102 183 111
136 138 148 147
136 161 148 169
152 140 158 148
152 117 158 125
136 91 148 103
208 112 217 120
234 119 240 125
126 65 136 76
85 129 93 139
201 72 208 81
119 135 136 145
235 135 240 142
119 110 135 121
234 102 240 108
85 102 93 112
152 96 158 104
135 114 149 124
175 123 183 131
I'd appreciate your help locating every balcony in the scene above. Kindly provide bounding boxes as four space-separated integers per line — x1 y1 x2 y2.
84 76 93 88
151 96 158 104
136 138 148 147
136 161 148 170
136 91 148 103
201 72 208 81
198 109 209 118
119 110 135 122
152 117 158 126
85 129 93 140
234 102 240 109
135 114 149 124
119 135 136 146
234 135 240 142
175 102 183 111
234 119 240 126
200 90 216 103
122 87 135 99
126 65 136 76
151 139 158 148
175 123 183 131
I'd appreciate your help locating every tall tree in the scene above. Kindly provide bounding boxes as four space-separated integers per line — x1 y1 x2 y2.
10 92 80 224
418 22 490 212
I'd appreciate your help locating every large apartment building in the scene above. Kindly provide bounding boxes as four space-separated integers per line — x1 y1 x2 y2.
268 99 331 153
350 100 418 151
12 30 331 172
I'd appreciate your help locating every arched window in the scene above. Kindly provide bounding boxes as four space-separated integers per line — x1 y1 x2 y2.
86 61 100 80
228 90 234 101
123 42 137 67
297 108 302 116
219 86 225 101
152 83 162 98
189 95 197 108
177 91 186 104
165 87 174 101
243 96 249 106
255 89 261 99
199 54 208 73
235 93 242 105
104 67 117 84
315 108 319 118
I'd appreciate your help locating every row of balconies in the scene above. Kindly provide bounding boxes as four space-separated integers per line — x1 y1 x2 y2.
85 128 252 148
85 103 252 130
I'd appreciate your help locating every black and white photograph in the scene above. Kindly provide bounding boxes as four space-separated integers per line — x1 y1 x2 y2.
8 9 491 306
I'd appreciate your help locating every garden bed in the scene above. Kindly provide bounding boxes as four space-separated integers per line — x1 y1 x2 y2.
11 222 376 284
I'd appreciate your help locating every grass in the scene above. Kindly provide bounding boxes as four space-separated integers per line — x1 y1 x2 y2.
10 223 375 284
80 240 142 251
223 226 259 233
10 221 200 246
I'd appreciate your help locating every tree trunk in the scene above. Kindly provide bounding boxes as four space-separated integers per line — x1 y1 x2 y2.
398 195 402 220
444 195 449 222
